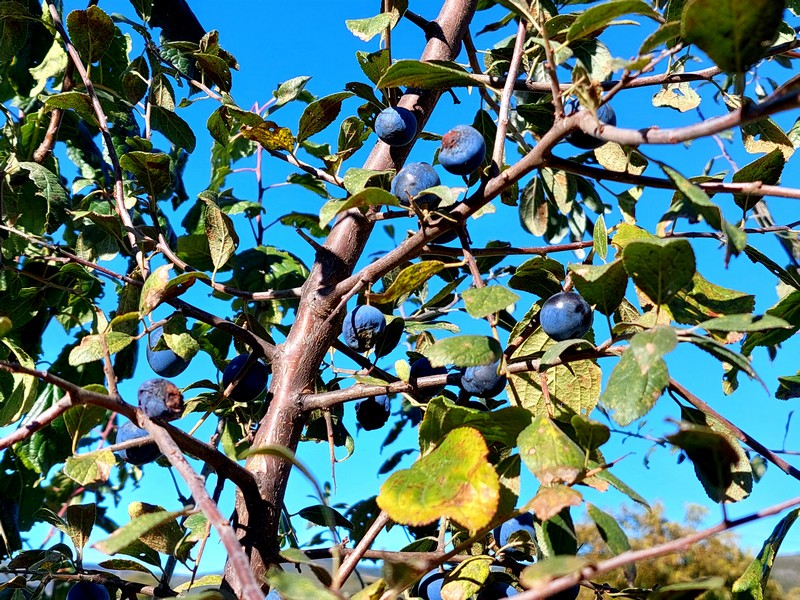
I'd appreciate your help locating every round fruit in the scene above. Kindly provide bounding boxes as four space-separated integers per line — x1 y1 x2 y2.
459 361 506 398
417 568 447 600
265 591 282 600
391 162 441 208
66 582 111 600
342 305 386 352
439 125 486 175
494 513 536 558
222 354 270 402
409 357 448 399
478 580 519 599
138 378 184 420
540 292 593 342
375 106 417 146
355 395 391 431
116 421 161 466
566 103 617 150
146 326 190 377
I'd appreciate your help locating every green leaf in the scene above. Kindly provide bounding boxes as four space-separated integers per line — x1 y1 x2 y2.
567 0 662 42
600 327 677 426
520 556 591 588
267 568 341 600
590 465 649 507
538 339 595 371
63 404 107 448
297 92 353 143
195 52 232 92
0 1 33 63
425 335 502 368
731 149 785 211
376 60 484 90
298 505 354 530
138 264 205 316
742 291 800 355
94 502 190 556
732 508 800 600
377 427 499 532
668 273 755 327
593 214 608 260
64 450 116 486
680 405 752 503
682 0 787 73
345 13 395 43
67 332 134 366
698 314 790 333
119 151 172 198
271 76 313 110
43 91 96 123
150 106 197 153
651 578 726 600
569 260 628 317
202 195 239 277
64 504 96 558
319 188 398 229
681 331 762 383
463 286 520 319
527 484 583 522
508 256 565 299
366 261 445 304
667 422 742 500
66 7 115 63
776 371 800 400
419 397 532 454
442 556 493 600
640 21 683 53
622 238 696 305
518 415 586 485
587 503 631 558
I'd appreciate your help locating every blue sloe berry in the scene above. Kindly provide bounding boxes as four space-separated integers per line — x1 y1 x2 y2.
138 378 184 420
493 512 536 559
222 354 270 402
540 292 593 342
478 580 519 599
146 326 190 377
375 106 417 146
439 125 486 175
66 582 111 600
391 162 441 208
116 421 161 466
417 568 447 600
459 360 506 398
409 357 448 399
355 395 391 431
342 305 386 352
566 103 617 150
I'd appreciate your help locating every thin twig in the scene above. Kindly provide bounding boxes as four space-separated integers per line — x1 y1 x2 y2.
331 511 392 590
491 19 528 175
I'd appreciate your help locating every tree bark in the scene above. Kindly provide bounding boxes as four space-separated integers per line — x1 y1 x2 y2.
222 0 479 594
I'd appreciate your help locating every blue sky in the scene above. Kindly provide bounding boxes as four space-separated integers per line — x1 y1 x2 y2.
14 0 800 580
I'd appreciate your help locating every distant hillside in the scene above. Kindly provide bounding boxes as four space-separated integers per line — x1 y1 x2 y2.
772 554 800 593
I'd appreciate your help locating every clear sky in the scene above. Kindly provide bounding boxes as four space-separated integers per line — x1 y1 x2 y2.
16 0 800 581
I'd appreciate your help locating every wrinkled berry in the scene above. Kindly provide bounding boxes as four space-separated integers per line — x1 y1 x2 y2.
439 125 486 175
409 357 448 399
138 378 184 420
391 162 441 208
116 421 161 466
540 292 593 342
460 360 506 398
355 395 391 431
222 354 270 402
146 326 190 377
566 103 616 150
375 106 417 146
342 305 386 352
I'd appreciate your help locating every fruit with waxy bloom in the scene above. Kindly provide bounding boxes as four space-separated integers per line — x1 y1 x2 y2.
375 106 417 146
439 125 486 175
342 305 386 352
540 292 593 342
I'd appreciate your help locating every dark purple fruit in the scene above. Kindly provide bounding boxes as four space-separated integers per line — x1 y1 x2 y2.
66 582 111 600
439 125 486 175
116 421 161 466
138 378 184 420
146 326 190 377
566 103 616 150
540 292 593 342
375 106 417 146
355 395 391 431
409 357 448 399
222 354 270 402
391 162 441 208
342 305 386 352
459 361 506 398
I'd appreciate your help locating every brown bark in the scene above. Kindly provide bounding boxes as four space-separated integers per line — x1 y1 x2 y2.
222 0 479 594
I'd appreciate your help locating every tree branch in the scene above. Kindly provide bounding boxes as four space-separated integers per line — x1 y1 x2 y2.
139 414 264 600
668 379 800 481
